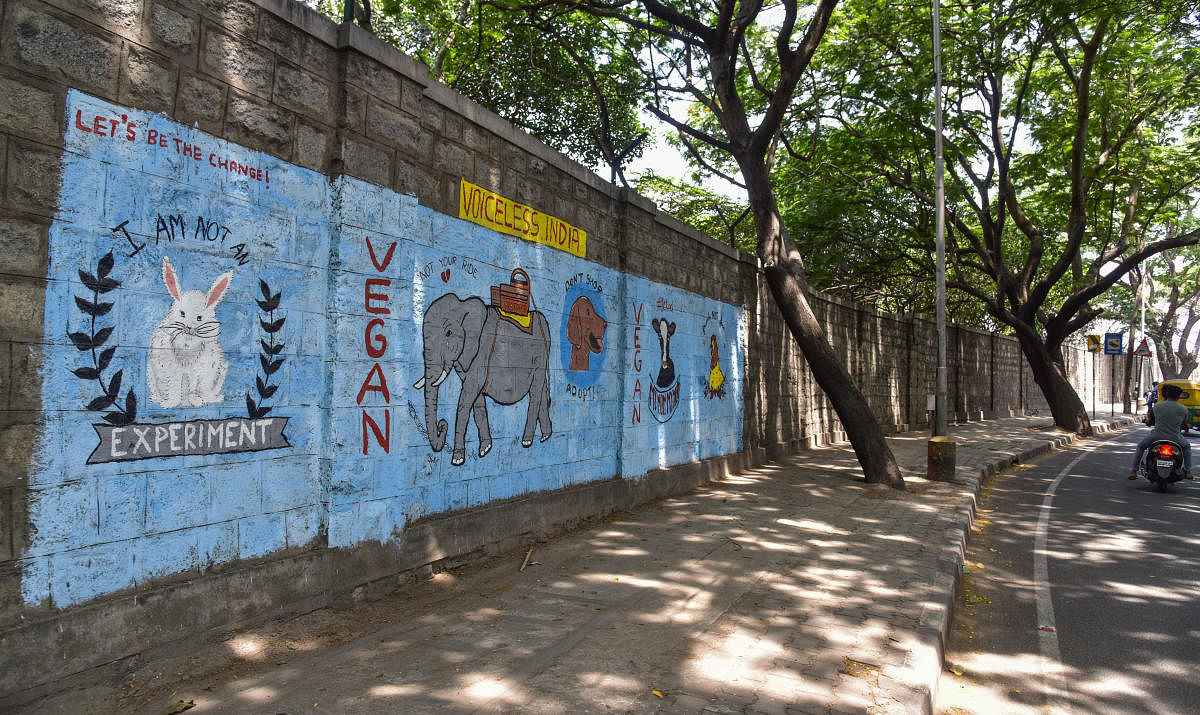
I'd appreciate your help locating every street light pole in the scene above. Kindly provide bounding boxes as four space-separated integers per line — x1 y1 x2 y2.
1139 276 1147 399
933 0 948 437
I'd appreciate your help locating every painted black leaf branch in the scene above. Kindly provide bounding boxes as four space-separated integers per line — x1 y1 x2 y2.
247 279 285 419
70 251 137 426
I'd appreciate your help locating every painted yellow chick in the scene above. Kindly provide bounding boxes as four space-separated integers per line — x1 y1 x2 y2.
707 335 725 397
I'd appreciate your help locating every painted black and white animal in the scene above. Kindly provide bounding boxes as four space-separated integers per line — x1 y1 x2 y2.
650 317 676 388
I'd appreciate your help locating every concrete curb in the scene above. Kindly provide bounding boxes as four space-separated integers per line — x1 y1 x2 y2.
908 416 1138 714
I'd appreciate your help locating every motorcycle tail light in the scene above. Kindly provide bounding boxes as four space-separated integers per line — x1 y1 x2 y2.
1158 444 1176 457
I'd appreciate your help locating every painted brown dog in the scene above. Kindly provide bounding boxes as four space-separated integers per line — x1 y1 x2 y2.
566 296 606 371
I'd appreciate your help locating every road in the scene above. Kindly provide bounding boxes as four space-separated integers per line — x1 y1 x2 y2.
936 426 1200 714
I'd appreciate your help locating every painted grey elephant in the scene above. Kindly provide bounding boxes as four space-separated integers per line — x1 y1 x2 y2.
413 293 552 466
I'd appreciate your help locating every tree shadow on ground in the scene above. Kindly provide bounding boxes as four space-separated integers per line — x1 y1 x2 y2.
93 440 980 714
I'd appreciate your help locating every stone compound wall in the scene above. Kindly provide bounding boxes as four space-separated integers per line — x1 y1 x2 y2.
0 0 1100 701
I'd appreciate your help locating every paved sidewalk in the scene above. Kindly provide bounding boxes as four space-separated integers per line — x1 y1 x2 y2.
70 415 1136 714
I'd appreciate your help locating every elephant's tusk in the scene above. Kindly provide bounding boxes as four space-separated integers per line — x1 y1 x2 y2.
432 366 451 388
414 366 451 390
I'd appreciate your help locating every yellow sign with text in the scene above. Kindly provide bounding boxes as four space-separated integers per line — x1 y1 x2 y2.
459 179 586 258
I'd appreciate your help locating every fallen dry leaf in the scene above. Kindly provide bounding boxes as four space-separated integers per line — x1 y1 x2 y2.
163 700 195 715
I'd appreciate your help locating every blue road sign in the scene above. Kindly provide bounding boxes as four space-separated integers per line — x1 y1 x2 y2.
1104 332 1123 355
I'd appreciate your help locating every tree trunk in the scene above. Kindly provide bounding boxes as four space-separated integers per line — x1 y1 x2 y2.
1122 342 1134 414
1122 274 1144 413
743 164 906 489
1155 340 1179 379
1020 335 1093 436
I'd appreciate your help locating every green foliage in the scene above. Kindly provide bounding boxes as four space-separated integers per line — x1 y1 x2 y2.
775 0 1200 342
308 0 650 169
634 172 756 252
1102 240 1200 372
770 124 985 321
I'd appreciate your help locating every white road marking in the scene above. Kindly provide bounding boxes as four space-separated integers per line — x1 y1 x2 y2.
1033 445 1096 713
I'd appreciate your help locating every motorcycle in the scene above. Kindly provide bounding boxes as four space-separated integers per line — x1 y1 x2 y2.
1138 439 1188 492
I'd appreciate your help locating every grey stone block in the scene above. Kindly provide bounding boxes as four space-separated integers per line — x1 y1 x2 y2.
274 63 334 119
341 134 391 188
0 76 57 145
0 423 36 489
516 177 543 207
5 350 39 436
177 71 226 130
148 1 198 55
42 0 140 35
475 158 502 191
366 102 429 158
400 77 428 117
443 112 463 143
257 12 338 81
417 94 444 133
293 120 332 173
343 85 367 132
0 487 12 561
347 52 401 108
3 1 121 96
433 141 471 178
224 93 292 157
122 46 176 113
0 343 8 413
439 173 461 214
463 123 494 154
0 559 25 625
257 10 305 64
5 140 59 216
0 216 48 277
195 0 260 40
301 40 338 83
394 156 437 204
203 31 273 97
6 487 26 561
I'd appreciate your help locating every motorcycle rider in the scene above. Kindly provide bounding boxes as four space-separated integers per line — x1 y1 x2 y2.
1130 382 1193 480
1145 381 1160 424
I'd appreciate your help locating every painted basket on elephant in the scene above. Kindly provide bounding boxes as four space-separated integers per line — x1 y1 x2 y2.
490 268 531 316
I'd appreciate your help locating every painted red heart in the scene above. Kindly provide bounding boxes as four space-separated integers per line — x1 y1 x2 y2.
440 269 450 282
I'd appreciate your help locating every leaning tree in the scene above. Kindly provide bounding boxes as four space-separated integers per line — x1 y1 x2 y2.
324 0 909 487
794 0 1200 435
496 0 908 487
1138 244 1200 380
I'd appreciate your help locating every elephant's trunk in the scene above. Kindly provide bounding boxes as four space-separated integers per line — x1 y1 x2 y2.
417 363 450 452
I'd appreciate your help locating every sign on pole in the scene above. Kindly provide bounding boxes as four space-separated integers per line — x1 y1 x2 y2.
1104 332 1123 356
1133 338 1152 358
1086 334 1102 353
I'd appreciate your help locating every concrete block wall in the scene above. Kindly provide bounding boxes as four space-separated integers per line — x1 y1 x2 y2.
0 0 1098 701
0 0 753 700
1025 347 1132 417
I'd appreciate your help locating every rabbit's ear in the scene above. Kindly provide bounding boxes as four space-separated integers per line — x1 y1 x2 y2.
205 270 234 309
162 256 181 301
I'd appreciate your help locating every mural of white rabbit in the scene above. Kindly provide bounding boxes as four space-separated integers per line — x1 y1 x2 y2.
148 256 233 408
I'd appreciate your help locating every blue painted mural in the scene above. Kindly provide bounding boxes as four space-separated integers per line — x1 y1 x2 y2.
24 91 745 607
